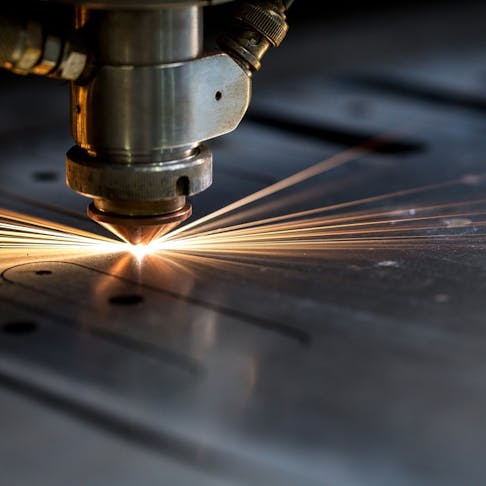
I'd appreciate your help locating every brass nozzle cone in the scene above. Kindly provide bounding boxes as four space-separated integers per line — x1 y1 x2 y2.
88 202 192 245
96 221 182 246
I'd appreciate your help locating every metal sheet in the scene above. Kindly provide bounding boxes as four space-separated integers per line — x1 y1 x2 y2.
2 6 486 485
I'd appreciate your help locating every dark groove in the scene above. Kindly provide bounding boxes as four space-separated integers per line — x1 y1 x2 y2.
2 262 311 346
247 110 424 154
346 74 486 114
109 294 144 306
88 326 203 376
0 295 204 377
32 171 60 182
3 321 38 335
67 261 311 346
0 369 282 484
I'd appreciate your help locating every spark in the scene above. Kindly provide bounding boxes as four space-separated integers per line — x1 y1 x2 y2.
0 209 124 252
164 138 380 240
150 154 486 257
129 243 158 260
152 203 486 256
1 142 486 262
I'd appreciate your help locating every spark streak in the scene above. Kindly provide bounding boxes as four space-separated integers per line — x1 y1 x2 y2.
1 142 486 261
165 140 378 240
0 209 123 251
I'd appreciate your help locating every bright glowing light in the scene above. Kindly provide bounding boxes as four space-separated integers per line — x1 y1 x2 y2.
162 142 374 241
0 209 124 251
128 243 156 259
1 142 486 261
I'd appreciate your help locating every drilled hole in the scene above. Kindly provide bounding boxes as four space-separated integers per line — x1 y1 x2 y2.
215 91 222 101
109 294 144 305
3 321 38 335
32 171 59 182
176 176 190 196
35 270 52 276
75 104 81 114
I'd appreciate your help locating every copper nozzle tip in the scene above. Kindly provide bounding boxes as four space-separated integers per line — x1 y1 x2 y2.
88 202 192 245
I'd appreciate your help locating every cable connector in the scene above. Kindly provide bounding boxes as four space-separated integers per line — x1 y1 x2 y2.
218 0 291 73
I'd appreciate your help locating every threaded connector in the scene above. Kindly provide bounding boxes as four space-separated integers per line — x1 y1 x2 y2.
0 14 88 81
218 0 290 73
0 18 25 68
234 2 288 47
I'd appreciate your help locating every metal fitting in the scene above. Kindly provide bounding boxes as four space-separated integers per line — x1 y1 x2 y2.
218 0 290 72
30 34 63 76
235 2 288 47
0 0 294 243
66 144 213 203
0 19 43 74
71 52 251 153
0 14 88 80
66 5 251 225
55 41 89 81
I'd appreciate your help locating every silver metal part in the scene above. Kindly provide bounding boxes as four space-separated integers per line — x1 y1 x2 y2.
0 0 289 242
93 7 202 63
66 4 251 230
66 144 213 200
56 43 89 80
0 16 88 80
12 21 43 73
0 19 43 74
30 35 63 76
71 53 251 154
235 2 288 47
219 0 290 73
0 0 293 242
52 0 232 8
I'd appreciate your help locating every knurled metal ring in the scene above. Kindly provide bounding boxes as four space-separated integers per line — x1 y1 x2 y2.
66 144 212 200
235 2 288 47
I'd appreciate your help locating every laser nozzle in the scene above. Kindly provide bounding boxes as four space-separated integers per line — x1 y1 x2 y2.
88 202 192 246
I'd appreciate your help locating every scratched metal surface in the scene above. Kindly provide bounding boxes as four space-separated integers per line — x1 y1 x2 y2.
2 5 486 485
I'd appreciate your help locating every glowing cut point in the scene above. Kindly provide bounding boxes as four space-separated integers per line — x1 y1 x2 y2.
129 243 156 259
95 242 128 253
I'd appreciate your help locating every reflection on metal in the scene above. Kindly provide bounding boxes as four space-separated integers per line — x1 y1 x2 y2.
3 4 486 483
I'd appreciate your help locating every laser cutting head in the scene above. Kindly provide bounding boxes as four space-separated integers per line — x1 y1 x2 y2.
66 3 239 244
0 0 292 244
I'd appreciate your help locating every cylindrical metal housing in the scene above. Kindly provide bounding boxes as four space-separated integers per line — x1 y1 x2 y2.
71 6 203 161
52 0 230 7
67 4 214 216
93 7 202 64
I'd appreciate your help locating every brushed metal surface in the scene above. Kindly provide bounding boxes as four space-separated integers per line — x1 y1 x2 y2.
2 5 486 484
